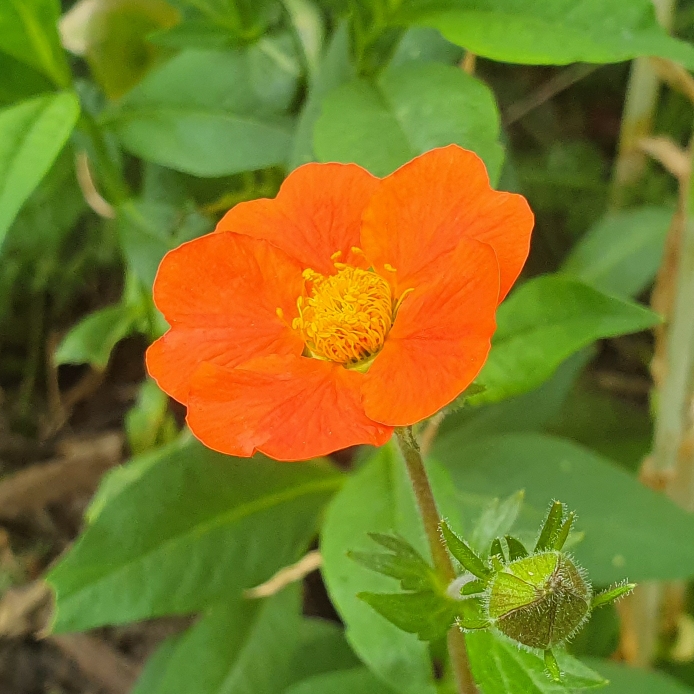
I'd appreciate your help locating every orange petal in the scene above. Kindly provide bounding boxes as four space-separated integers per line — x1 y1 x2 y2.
362 238 499 425
186 355 393 461
216 163 380 274
146 232 304 403
360 145 533 301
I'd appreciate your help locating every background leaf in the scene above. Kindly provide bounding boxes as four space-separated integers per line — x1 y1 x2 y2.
0 0 70 85
48 438 342 631
410 0 694 68
284 667 396 694
467 631 606 693
434 432 694 584
314 61 503 181
107 44 298 176
587 659 694 693
473 275 661 403
54 302 141 370
0 92 80 249
145 588 303 694
562 206 673 299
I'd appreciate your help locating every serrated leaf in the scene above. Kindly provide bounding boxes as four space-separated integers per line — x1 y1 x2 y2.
314 61 503 181
358 590 458 641
48 438 342 631
467 631 606 692
440 520 490 579
473 275 661 404
322 443 463 694
408 0 694 69
350 533 436 592
0 92 80 249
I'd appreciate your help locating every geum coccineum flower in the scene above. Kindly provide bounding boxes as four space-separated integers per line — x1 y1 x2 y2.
146 145 534 461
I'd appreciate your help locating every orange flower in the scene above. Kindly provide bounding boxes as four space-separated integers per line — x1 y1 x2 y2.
146 146 533 461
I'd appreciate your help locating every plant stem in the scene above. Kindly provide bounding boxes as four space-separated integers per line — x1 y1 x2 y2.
624 127 694 667
609 0 676 207
394 427 477 694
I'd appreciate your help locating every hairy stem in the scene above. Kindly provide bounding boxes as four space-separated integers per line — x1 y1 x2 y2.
395 427 477 694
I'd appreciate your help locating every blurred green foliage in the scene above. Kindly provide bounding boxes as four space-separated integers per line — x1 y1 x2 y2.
2 0 694 691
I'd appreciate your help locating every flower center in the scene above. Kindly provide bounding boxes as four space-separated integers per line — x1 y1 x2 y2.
293 265 393 365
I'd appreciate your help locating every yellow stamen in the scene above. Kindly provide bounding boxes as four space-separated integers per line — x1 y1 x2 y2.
295 265 393 365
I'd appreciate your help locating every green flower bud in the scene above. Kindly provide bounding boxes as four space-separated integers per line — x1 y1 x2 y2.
486 550 592 650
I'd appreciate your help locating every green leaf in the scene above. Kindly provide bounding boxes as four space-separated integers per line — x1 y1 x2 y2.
437 350 591 455
585 659 694 693
173 0 278 37
48 438 342 631
409 0 694 69
289 21 355 169
107 44 298 177
387 26 463 69
81 0 179 99
284 0 325 82
435 433 694 584
131 635 183 694
467 631 606 692
285 667 396 694
0 0 70 86
125 379 178 455
474 275 661 404
0 92 80 249
562 207 673 299
440 520 490 579
470 490 524 557
135 614 360 694
54 302 140 370
357 590 458 641
117 198 212 287
314 61 503 181
322 443 462 694
0 51 53 107
545 379 652 471
286 619 361 685
144 588 303 694
352 533 438 591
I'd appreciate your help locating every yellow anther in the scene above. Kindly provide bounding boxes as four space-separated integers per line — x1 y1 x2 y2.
331 250 343 261
384 263 397 273
294 265 393 365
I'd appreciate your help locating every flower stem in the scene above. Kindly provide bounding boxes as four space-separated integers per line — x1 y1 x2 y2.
394 427 477 694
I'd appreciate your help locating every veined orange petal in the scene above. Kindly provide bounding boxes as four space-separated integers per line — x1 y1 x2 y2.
186 355 393 461
362 238 499 425
360 145 533 301
146 232 304 403
216 163 379 274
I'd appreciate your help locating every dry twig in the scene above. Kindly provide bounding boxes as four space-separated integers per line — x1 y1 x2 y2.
244 550 322 599
0 432 122 519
